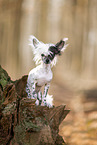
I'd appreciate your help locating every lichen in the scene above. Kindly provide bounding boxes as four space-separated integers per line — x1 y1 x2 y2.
23 119 41 132
0 65 11 89
14 123 26 144
0 66 12 104
2 102 16 115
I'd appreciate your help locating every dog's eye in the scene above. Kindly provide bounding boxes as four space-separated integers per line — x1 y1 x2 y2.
41 54 45 57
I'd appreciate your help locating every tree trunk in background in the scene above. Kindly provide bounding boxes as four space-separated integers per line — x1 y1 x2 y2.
0 66 69 145
0 0 23 79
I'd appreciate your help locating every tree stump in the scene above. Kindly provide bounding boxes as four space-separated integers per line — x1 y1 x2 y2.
0 66 70 145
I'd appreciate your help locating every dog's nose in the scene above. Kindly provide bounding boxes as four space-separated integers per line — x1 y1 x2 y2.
46 59 49 64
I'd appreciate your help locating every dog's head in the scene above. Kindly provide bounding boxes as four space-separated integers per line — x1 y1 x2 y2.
29 36 68 66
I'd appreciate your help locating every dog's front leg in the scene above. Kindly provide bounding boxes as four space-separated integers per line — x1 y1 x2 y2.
35 91 42 106
31 82 39 100
43 83 50 106
26 81 36 99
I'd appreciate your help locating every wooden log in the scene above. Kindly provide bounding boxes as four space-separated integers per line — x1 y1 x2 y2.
0 66 70 145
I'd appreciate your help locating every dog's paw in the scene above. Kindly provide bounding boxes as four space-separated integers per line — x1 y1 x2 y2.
43 94 53 108
35 100 39 105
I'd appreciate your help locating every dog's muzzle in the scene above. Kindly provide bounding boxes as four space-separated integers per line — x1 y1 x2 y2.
45 58 50 64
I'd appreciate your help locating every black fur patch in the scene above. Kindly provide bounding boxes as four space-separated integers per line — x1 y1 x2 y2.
55 40 65 50
49 46 60 55
48 52 55 61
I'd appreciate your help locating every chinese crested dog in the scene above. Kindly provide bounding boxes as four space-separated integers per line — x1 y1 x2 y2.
26 36 68 107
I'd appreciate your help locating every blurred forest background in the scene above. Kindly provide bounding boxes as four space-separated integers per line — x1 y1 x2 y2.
0 0 97 144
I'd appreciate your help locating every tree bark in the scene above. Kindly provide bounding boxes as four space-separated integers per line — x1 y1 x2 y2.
0 66 70 145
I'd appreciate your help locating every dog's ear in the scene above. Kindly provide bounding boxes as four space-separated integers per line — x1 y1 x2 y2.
29 35 40 48
55 40 64 50
55 38 68 51
33 38 40 48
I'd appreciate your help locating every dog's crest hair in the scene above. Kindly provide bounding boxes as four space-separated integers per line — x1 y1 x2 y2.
29 35 68 67
29 35 57 66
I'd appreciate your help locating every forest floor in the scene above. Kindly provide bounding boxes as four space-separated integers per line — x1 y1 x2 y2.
50 82 97 145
